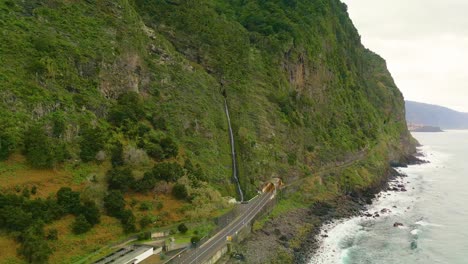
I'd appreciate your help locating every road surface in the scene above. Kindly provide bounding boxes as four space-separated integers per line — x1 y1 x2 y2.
173 191 274 264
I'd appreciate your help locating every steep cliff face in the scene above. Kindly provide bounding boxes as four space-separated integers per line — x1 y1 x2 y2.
132 0 414 194
0 0 414 262
0 0 415 198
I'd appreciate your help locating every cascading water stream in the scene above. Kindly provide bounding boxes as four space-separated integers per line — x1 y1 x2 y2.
224 98 244 202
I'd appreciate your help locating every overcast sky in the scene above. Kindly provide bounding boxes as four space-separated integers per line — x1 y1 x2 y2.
342 0 468 112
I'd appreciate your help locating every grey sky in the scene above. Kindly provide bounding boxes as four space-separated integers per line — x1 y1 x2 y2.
342 0 468 112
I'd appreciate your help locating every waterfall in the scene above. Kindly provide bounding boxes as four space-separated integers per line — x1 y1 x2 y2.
224 98 244 202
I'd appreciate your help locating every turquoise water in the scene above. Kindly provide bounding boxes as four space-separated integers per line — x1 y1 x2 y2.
310 130 468 264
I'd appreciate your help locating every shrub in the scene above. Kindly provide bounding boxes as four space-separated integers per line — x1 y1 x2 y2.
103 190 125 218
150 163 184 182
120 209 136 233
31 186 37 195
72 215 92 234
107 167 135 192
155 201 163 210
22 188 30 198
18 225 52 264
80 201 101 225
139 201 153 211
56 187 81 215
172 183 188 200
137 231 152 240
133 173 156 193
0 206 33 232
46 229 58 241
139 131 178 160
178 223 188 234
108 92 145 127
0 131 16 161
159 137 178 159
139 215 153 229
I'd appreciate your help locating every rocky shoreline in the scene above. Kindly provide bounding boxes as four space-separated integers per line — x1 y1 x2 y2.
295 154 427 263
228 154 426 264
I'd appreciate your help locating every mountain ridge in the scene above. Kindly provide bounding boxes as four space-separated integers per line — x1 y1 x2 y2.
406 100 468 129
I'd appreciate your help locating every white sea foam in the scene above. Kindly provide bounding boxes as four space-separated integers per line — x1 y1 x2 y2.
414 220 443 227
309 145 441 264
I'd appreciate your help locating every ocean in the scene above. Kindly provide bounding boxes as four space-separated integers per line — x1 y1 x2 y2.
309 130 468 264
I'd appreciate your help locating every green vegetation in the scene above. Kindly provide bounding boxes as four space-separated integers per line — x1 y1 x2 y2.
172 183 189 200
72 215 92 235
0 186 103 262
0 0 414 262
178 223 188 234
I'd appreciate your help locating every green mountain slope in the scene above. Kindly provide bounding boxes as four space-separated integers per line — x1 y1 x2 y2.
0 0 415 262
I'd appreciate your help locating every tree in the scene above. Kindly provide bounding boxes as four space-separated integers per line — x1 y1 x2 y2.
172 183 188 200
23 125 54 168
79 126 105 162
111 141 124 167
24 197 64 223
150 163 184 182
72 215 92 234
0 206 33 232
18 225 52 264
133 173 156 193
159 137 178 158
120 209 136 233
186 160 207 182
0 130 16 161
178 223 188 234
108 92 145 127
139 215 153 229
51 112 66 138
80 201 101 225
107 167 135 192
139 131 178 160
103 190 125 217
56 187 81 215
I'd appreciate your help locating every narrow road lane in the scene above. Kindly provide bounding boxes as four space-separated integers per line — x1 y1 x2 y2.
174 191 274 264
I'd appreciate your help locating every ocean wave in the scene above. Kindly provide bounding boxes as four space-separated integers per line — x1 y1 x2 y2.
415 220 443 227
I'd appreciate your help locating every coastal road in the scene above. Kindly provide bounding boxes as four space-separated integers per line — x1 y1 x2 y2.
173 190 275 264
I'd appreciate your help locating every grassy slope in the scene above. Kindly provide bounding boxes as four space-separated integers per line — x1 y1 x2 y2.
0 0 414 262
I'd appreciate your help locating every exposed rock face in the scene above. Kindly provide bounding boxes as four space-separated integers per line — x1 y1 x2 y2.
99 53 147 99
